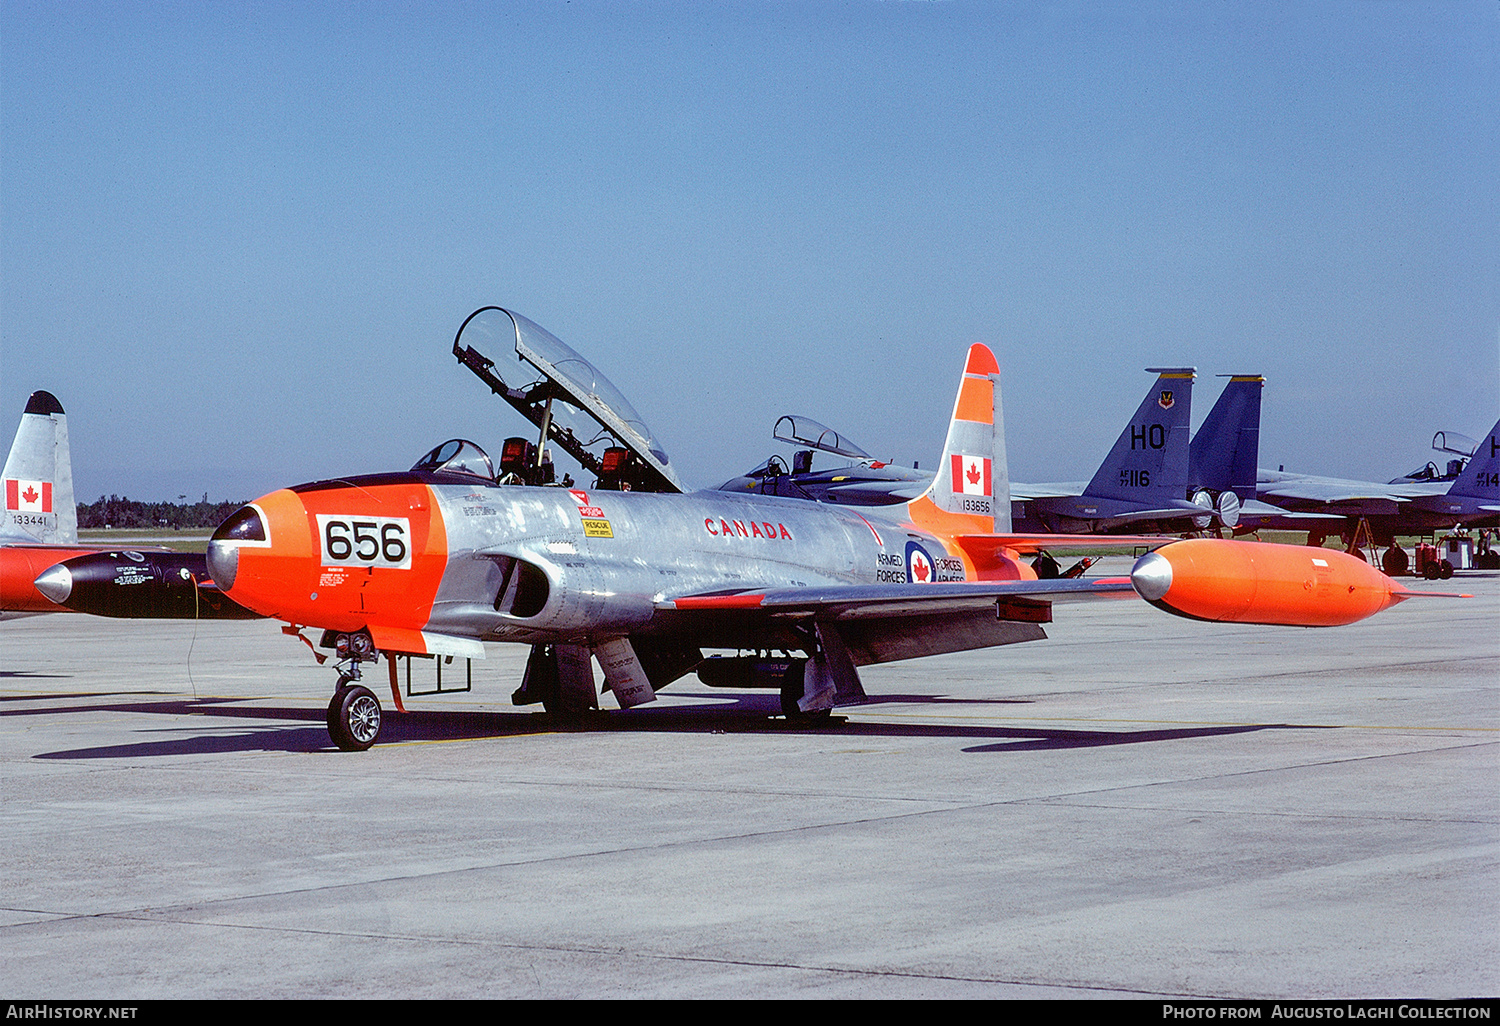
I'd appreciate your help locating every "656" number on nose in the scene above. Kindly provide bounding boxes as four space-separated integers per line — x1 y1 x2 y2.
316 515 412 569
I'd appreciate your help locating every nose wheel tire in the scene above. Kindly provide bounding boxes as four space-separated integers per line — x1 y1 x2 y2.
328 685 382 751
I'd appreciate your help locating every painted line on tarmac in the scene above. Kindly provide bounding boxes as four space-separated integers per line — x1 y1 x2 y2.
846 710 1500 732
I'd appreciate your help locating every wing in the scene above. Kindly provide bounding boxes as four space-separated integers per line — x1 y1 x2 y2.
1009 481 1088 500
1256 474 1429 514
660 577 1137 665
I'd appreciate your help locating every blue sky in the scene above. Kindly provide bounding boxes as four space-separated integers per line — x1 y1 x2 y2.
3 1 1496 502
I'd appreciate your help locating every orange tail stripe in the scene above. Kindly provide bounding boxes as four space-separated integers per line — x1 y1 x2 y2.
953 375 994 424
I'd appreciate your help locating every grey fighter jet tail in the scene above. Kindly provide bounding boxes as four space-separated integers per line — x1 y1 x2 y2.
2 391 77 546
1447 419 1500 499
1189 375 1263 504
1082 368 1195 504
1016 368 1203 533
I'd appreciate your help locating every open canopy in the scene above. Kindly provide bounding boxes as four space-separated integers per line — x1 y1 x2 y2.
452 307 683 493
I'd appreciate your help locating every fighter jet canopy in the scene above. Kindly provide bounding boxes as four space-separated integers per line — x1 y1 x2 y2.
1432 431 1478 458
772 415 872 460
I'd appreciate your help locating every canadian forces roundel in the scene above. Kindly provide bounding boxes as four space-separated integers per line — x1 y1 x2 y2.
905 540 935 584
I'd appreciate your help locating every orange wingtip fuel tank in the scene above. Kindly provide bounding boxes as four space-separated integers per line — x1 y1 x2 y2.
1130 539 1418 627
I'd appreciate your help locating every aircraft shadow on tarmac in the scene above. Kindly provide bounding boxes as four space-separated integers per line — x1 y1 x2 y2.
15 690 1311 760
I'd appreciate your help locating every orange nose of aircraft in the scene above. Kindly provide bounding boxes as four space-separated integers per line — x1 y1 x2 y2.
207 490 314 623
1130 538 1408 626
208 481 448 633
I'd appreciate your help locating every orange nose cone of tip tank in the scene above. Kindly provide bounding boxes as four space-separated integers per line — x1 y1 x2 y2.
1130 538 1407 627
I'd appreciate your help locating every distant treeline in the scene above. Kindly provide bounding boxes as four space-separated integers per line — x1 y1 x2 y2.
77 495 248 530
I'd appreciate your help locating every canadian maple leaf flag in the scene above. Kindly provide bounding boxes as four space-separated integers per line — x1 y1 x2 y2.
950 455 991 497
5 479 52 513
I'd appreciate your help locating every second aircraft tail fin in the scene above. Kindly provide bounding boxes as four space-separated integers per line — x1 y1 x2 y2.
2 391 77 546
1447 418 1500 502
1189 374 1263 503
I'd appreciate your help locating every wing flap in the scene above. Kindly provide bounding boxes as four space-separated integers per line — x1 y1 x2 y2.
838 613 1048 664
661 579 1137 665
666 577 1137 617
661 578 1136 664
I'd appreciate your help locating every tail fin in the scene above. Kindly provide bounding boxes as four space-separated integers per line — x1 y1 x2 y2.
1082 368 1195 503
1447 418 1500 501
2 391 77 545
1188 375 1263 502
908 343 1010 534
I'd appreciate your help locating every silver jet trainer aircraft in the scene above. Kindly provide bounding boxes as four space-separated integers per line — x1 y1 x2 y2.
202 308 1444 751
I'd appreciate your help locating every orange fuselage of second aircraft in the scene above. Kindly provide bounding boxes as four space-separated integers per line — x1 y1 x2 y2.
0 545 96 616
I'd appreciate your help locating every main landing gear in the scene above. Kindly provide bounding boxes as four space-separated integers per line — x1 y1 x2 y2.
780 675 833 723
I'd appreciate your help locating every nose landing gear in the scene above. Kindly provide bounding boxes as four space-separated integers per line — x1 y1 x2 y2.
324 630 383 751
328 684 382 751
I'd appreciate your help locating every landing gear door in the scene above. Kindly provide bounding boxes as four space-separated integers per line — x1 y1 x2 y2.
594 637 656 709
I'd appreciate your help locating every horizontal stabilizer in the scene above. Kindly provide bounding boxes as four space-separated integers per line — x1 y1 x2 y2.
955 533 1166 559
826 481 928 504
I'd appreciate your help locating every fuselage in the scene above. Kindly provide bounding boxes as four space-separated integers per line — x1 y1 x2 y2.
207 471 1001 649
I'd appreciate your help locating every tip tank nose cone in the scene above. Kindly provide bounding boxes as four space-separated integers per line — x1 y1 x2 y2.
33 564 73 604
1130 550 1173 602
